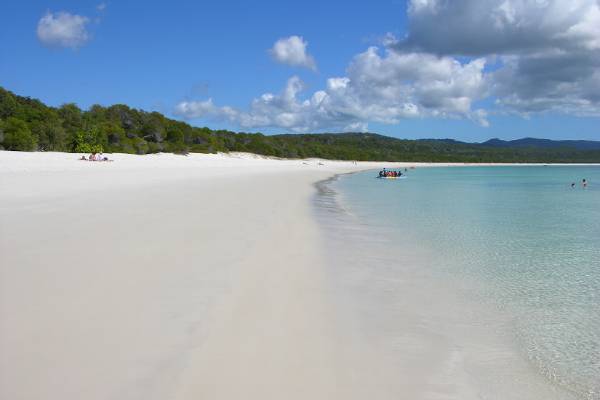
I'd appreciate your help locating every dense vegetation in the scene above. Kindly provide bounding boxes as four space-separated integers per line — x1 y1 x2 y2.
1 86 599 162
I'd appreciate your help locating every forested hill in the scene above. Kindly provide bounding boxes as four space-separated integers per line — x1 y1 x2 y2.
1 86 599 163
480 138 600 151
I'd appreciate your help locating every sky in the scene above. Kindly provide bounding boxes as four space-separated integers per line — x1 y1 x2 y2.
1 0 599 142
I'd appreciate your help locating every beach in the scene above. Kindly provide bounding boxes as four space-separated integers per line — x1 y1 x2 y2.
0 151 405 400
1 152 596 400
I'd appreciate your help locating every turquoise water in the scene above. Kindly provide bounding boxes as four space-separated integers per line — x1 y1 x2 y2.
327 166 600 399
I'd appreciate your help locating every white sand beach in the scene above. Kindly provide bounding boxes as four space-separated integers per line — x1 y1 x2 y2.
0 152 581 400
0 151 407 400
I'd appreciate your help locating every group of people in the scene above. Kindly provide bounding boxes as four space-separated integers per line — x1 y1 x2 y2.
80 152 110 162
378 169 403 178
571 178 588 188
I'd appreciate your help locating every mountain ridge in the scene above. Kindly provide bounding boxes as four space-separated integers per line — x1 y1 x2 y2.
480 137 600 150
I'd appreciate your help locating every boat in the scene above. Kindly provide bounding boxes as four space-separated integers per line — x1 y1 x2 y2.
377 169 405 179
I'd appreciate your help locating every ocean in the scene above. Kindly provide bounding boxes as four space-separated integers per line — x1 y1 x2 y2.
316 166 600 399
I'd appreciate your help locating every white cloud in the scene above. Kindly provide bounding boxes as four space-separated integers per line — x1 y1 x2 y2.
97 3 107 12
174 99 219 118
269 36 317 70
344 47 488 120
175 48 490 131
175 1 600 131
491 50 600 116
399 0 600 116
401 0 600 55
37 11 90 49
408 0 440 14
176 77 323 132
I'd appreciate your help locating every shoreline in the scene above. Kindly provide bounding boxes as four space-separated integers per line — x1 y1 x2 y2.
0 151 594 399
2 149 600 171
316 169 591 399
0 151 406 399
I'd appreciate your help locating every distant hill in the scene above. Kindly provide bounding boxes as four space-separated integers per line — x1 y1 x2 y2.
268 133 600 162
1 86 599 163
481 137 600 151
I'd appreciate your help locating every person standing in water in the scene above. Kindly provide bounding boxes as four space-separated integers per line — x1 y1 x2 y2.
583 179 588 188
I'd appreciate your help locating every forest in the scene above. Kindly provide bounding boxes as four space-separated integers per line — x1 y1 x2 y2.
1 86 599 163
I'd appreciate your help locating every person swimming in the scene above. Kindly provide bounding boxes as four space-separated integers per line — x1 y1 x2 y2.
583 178 588 188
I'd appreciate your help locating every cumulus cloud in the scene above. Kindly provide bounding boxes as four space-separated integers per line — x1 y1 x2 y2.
176 77 329 132
175 99 219 118
270 36 317 70
491 50 600 116
399 0 600 116
176 1 600 131
402 0 600 55
343 47 488 121
175 47 490 131
37 11 90 49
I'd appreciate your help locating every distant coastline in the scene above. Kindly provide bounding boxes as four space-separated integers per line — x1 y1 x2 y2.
2 86 600 163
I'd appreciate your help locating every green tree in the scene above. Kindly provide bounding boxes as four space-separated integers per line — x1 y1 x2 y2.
58 103 83 142
71 127 104 153
166 128 184 144
1 117 37 151
0 88 18 119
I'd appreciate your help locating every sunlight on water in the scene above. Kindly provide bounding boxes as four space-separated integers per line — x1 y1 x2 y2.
326 166 600 399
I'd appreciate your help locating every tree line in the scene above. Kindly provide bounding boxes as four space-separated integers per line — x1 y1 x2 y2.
1 86 599 163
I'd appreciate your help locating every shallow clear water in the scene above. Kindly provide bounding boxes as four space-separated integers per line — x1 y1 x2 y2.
323 166 600 399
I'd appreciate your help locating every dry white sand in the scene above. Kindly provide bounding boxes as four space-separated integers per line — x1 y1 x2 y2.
0 151 412 400
1 151 580 400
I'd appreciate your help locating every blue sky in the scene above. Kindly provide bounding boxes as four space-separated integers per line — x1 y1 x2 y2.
1 0 599 142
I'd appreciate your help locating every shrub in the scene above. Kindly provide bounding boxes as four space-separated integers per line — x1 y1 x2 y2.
1 117 37 151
